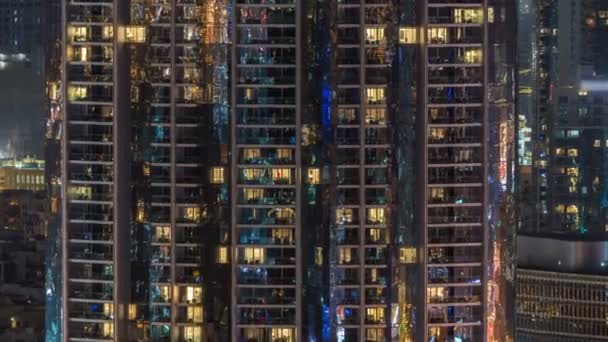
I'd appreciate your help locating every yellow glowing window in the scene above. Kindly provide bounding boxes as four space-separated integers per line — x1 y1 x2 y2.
427 27 447 43
243 168 263 182
307 168 320 184
128 304 137 320
567 149 578 157
365 108 385 124
184 85 201 101
366 88 385 104
243 188 263 201
70 26 88 41
78 47 89 62
271 328 294 341
244 247 265 263
124 26 146 43
338 247 353 264
143 162 151 176
566 205 578 214
187 306 203 323
367 208 385 224
102 25 113 40
368 228 382 242
275 208 295 220
184 326 202 341
454 8 483 23
244 148 261 160
48 82 60 101
103 303 114 317
315 247 323 266
136 200 145 223
594 139 602 147
366 307 385 322
210 167 225 184
276 148 291 160
184 207 201 222
68 86 87 101
399 27 417 44
272 168 291 183
217 246 229 264
103 323 114 338
464 49 483 64
365 27 385 44
555 148 565 156
155 226 170 242
335 208 354 224
566 167 579 176
399 247 416 264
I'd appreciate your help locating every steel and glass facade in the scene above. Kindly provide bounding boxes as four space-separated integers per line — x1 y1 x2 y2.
59 0 515 341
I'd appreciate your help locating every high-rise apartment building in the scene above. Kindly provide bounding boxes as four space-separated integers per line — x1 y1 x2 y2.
59 0 515 341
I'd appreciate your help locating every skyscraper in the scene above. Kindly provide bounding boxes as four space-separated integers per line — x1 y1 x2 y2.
59 0 515 341
515 1 608 341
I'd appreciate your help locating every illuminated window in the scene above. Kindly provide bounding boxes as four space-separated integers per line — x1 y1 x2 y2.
365 108 385 124
276 148 291 160
104 303 114 318
155 226 170 242
183 326 202 342
187 307 203 323
454 8 483 23
217 246 229 264
567 149 578 157
487 7 494 23
272 168 291 183
183 85 201 102
143 162 151 176
315 247 323 266
69 26 88 41
102 25 113 40
307 168 320 184
366 88 385 104
184 25 197 41
136 200 145 223
128 304 137 320
243 247 265 264
244 148 260 160
243 188 263 201
271 328 294 341
464 49 483 64
567 130 580 138
183 207 201 222
338 247 354 264
103 323 114 338
242 168 263 182
366 307 385 324
210 167 225 184
367 208 385 224
594 139 601 147
365 27 385 44
427 27 447 44
399 247 416 264
399 27 417 44
368 228 382 243
68 86 87 101
185 286 202 303
335 208 354 224
124 26 146 43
